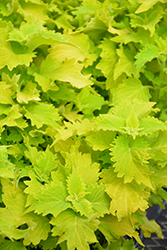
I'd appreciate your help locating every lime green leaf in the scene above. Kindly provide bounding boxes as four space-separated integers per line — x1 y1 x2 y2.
72 0 102 26
0 27 35 70
76 87 106 118
0 81 15 104
150 165 167 190
67 171 87 200
60 103 83 122
32 59 60 92
17 1 49 23
24 102 60 129
9 21 66 51
0 146 14 178
140 213 163 239
86 130 116 151
21 212 50 246
139 116 167 136
55 13 75 30
108 239 138 250
96 38 118 82
111 28 152 45
113 99 156 120
35 147 58 183
51 209 98 250
86 184 110 217
0 240 26 250
101 168 149 220
131 5 164 36
135 44 159 72
0 104 27 130
151 130 167 164
25 146 58 183
25 179 72 217
98 214 144 246
126 106 140 136
110 136 153 187
66 171 93 218
48 33 97 67
114 46 136 80
17 81 40 104
136 0 166 13
65 143 100 185
82 17 108 41
111 78 151 105
96 113 126 132
0 178 50 244
50 59 92 88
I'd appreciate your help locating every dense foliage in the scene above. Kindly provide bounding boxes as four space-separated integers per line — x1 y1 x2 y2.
1 0 167 249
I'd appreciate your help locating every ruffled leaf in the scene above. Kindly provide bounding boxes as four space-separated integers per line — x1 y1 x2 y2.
51 209 99 250
101 168 150 220
110 136 153 187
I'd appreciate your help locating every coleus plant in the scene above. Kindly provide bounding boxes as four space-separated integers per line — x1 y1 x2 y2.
0 0 167 249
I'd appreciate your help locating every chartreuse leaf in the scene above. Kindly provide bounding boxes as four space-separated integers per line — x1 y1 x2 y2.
130 5 164 36
24 102 60 129
114 46 136 80
140 212 163 239
150 165 167 190
49 59 92 88
106 239 138 250
135 44 159 72
17 81 40 104
17 1 49 23
50 209 99 250
0 146 14 178
85 183 110 217
98 214 144 246
65 142 100 185
86 130 116 151
96 99 166 138
151 130 167 165
31 58 60 92
0 26 35 70
101 168 149 220
96 38 118 78
0 104 27 131
48 33 97 67
0 178 50 245
139 116 167 136
113 99 156 120
110 136 153 187
111 78 151 105
8 21 66 51
96 113 126 132
0 81 15 104
72 0 102 26
25 176 72 217
136 0 166 13
0 240 26 250
66 170 93 218
76 87 106 119
25 146 58 183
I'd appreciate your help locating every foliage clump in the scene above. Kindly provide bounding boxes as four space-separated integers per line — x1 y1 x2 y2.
0 0 167 249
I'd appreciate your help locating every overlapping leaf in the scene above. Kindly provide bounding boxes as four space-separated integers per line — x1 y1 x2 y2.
101 168 150 220
110 135 153 187
50 209 99 250
98 214 143 246
111 78 151 105
0 178 50 245
24 102 60 129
